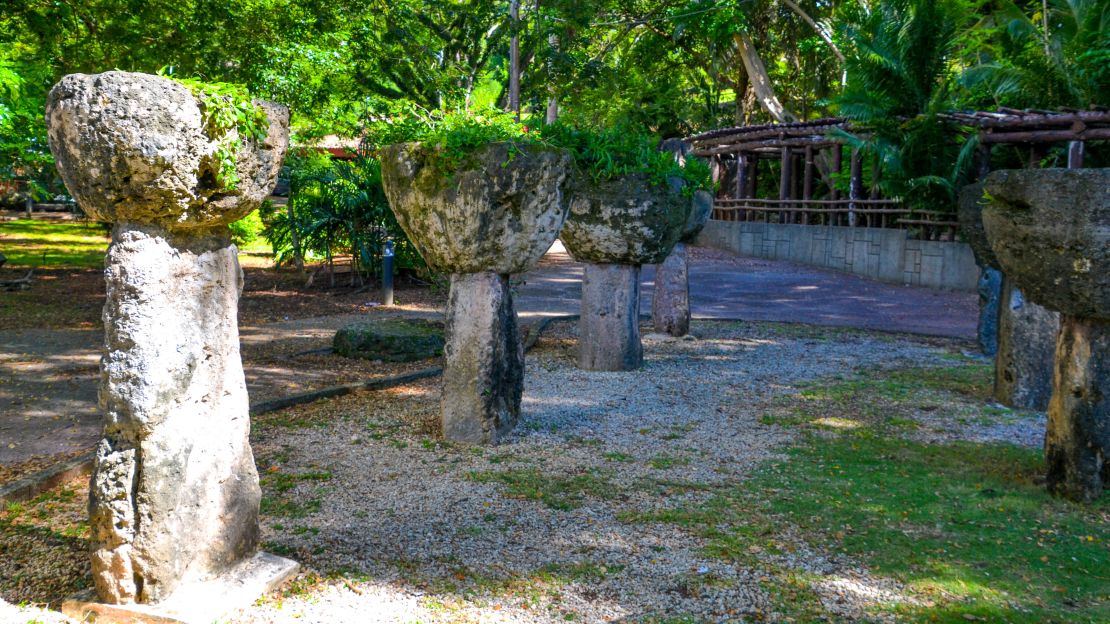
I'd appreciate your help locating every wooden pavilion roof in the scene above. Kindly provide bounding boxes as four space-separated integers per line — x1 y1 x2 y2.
686 118 851 157
939 107 1110 144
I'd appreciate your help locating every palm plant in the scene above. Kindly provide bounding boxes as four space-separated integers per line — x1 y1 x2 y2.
960 0 1110 109
833 0 978 215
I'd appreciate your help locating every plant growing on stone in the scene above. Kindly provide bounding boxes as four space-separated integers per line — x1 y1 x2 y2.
160 71 270 191
537 123 712 195
364 107 541 174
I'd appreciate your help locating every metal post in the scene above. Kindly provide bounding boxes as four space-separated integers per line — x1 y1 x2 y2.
382 239 395 306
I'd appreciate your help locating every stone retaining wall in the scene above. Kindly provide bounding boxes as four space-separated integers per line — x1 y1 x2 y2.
696 220 978 291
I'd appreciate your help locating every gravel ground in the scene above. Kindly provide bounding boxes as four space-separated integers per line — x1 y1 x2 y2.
232 321 964 623
0 320 1046 623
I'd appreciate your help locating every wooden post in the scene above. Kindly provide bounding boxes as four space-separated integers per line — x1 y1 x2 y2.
736 152 748 200
977 141 991 181
831 145 843 225
747 155 758 200
802 146 814 225
779 146 792 224
849 149 862 227
1067 141 1085 169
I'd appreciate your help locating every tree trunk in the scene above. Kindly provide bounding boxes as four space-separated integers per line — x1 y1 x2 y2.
509 0 521 120
733 31 798 123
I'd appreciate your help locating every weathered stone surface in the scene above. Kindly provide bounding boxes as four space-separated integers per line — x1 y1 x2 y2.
994 278 1059 411
579 263 642 371
983 169 1110 319
1045 316 1110 501
977 267 1002 356
379 142 570 275
46 71 289 605
682 190 713 244
560 173 690 266
90 224 260 603
652 242 690 337
333 318 444 362
957 182 999 270
442 272 523 444
46 71 289 229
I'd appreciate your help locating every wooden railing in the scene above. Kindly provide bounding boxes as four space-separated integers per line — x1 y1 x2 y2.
710 198 960 241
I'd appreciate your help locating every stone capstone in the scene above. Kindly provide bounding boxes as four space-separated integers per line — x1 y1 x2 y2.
560 172 691 265
441 272 523 444
46 71 288 229
579 263 643 371
983 169 1110 319
90 224 260 603
957 182 999 270
333 318 444 362
379 142 570 275
652 242 691 337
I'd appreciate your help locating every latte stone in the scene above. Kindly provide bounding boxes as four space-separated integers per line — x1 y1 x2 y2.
46 70 297 618
983 168 1110 501
561 173 696 370
380 141 569 443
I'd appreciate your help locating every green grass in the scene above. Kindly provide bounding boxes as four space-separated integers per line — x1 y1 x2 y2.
466 467 616 510
0 219 110 268
620 360 1110 623
0 218 274 269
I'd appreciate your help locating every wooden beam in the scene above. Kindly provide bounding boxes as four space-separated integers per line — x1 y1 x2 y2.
849 149 862 227
735 152 749 199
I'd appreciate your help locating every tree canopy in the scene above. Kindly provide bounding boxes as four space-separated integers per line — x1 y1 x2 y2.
1 0 1107 192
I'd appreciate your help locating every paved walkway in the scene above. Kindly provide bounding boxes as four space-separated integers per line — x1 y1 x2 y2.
0 243 977 468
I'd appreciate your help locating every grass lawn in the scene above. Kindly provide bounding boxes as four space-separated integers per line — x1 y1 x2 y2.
0 219 110 269
624 362 1110 623
0 218 275 270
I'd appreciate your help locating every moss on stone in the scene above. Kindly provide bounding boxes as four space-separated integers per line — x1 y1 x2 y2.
333 318 445 362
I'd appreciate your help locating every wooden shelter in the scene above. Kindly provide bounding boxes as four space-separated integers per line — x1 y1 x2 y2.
684 118 958 238
942 107 1110 175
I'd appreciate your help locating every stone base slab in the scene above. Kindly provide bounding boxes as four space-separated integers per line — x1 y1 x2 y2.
61 552 299 624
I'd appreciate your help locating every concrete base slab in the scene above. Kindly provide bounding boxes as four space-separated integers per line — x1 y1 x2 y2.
61 552 299 624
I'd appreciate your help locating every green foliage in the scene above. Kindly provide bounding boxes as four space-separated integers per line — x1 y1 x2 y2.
365 107 539 173
834 0 978 214
262 150 423 280
228 209 264 245
163 72 270 191
538 122 713 194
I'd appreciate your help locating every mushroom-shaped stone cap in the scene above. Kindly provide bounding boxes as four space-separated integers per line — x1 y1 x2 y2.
957 182 1000 270
983 168 1110 319
379 142 570 275
560 172 691 265
46 71 289 229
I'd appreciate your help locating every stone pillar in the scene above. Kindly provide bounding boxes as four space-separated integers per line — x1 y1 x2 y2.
379 142 570 443
994 278 1059 410
93 224 259 603
45 71 290 605
1045 316 1110 501
580 263 642 371
442 272 523 443
652 242 690 337
977 266 1002 356
982 168 1110 501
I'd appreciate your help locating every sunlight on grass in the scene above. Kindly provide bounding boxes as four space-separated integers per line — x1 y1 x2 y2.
0 219 278 269
0 219 109 268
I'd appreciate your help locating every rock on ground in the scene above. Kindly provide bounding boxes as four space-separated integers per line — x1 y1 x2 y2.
333 318 444 362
